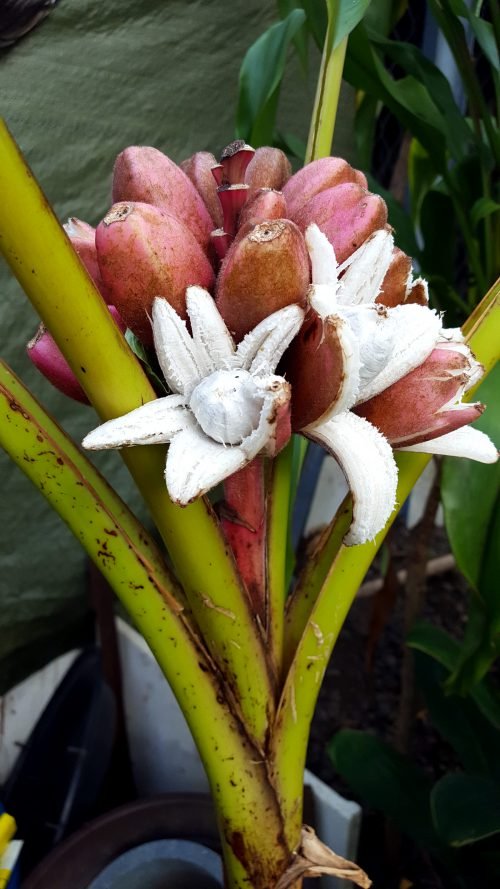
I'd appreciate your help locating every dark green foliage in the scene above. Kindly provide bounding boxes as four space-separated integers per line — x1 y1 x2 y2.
329 629 500 887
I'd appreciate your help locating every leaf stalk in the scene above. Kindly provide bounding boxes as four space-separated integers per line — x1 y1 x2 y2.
272 280 500 843
0 118 274 748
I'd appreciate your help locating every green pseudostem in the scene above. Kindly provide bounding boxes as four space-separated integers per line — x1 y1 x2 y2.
0 118 274 754
272 279 500 847
0 362 290 888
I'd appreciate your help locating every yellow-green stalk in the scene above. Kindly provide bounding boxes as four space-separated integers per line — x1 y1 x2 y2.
272 281 500 844
305 16 348 162
0 119 274 747
266 0 352 684
281 279 500 668
267 445 294 672
0 361 291 889
264 3 364 854
283 497 352 674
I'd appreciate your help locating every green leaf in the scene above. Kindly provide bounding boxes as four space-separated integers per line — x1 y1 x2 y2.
408 622 500 730
368 29 474 161
441 367 500 592
417 156 487 318
330 0 372 50
344 24 447 170
407 622 466 672
425 274 468 323
471 197 500 230
124 327 149 363
415 651 500 777
419 188 459 284
370 61 446 137
302 0 327 49
467 16 499 72
364 0 407 34
125 328 167 394
329 729 444 854
478 486 500 615
236 10 306 143
354 93 379 170
447 153 489 216
440 368 500 691
431 774 500 847
448 0 499 70
446 504 500 692
275 130 307 162
408 138 438 226
449 596 500 694
277 0 309 71
428 0 500 165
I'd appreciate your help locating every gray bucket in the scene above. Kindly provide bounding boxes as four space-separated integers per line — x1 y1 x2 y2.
87 839 223 888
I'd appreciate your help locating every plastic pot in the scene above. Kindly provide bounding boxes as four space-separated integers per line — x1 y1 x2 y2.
23 794 223 889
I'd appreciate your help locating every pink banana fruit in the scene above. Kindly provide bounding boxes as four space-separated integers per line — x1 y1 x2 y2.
95 201 214 345
245 146 292 193
113 146 214 250
237 188 287 230
292 182 388 264
180 150 223 227
64 217 109 298
216 219 310 341
283 156 363 218
376 247 429 308
356 347 484 447
27 306 125 404
285 310 348 430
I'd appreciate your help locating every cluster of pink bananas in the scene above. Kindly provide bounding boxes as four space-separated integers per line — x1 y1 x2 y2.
29 141 497 544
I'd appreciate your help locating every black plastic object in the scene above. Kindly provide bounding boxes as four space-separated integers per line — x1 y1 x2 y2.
23 794 222 889
0 0 58 48
2 647 116 876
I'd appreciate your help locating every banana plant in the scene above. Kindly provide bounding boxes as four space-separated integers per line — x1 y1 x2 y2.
0 2 498 886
